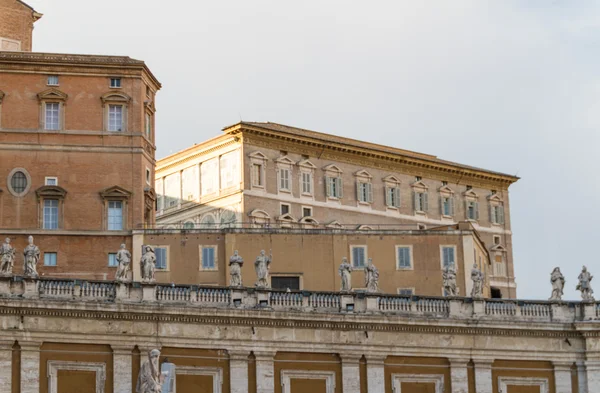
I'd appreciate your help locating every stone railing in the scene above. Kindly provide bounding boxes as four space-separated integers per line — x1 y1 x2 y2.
0 276 598 322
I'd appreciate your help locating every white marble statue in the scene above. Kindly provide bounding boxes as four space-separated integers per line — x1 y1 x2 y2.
23 235 40 277
254 250 271 288
0 237 15 275
339 257 352 292
549 267 565 301
443 264 459 297
470 263 484 299
136 348 162 393
140 245 157 283
364 258 379 293
577 266 594 302
229 250 244 287
115 244 132 282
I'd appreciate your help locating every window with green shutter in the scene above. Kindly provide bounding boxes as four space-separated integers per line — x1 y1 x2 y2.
351 246 366 268
397 247 412 269
442 246 455 268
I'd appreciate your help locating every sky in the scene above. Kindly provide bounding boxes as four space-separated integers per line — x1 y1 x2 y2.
26 0 600 300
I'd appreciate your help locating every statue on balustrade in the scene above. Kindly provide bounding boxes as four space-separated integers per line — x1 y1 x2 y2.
0 237 15 275
577 266 594 302
549 267 565 301
254 249 271 288
443 264 459 297
136 348 162 393
115 244 132 282
339 257 352 292
365 258 379 293
229 250 244 287
140 245 157 283
470 263 484 299
23 235 40 277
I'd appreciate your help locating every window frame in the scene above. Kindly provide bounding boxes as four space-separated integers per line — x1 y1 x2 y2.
109 77 122 88
440 245 457 269
101 92 131 133
7 167 32 197
298 160 316 198
249 151 268 190
301 206 313 218
45 177 58 186
99 186 131 231
199 245 218 271
108 253 118 267
270 275 302 291
280 203 291 216
43 199 60 230
395 245 413 270
37 88 68 131
397 288 414 296
47 75 59 86
107 104 124 132
44 102 61 131
148 245 169 271
107 200 124 231
350 245 367 269
324 165 343 201
43 252 58 266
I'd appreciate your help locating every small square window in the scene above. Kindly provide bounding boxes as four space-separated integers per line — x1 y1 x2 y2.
47 75 59 86
493 235 501 245
398 288 414 296
108 253 118 267
280 203 290 215
350 246 366 268
415 176 422 181
44 252 57 266
45 177 58 186
110 78 122 88
302 207 312 217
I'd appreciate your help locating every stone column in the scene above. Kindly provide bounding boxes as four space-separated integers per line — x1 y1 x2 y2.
366 355 386 393
255 350 276 393
112 345 134 393
449 358 470 393
473 359 493 393
577 361 589 393
553 362 573 393
585 360 600 392
20 341 41 393
340 353 362 393
229 350 250 393
0 340 13 392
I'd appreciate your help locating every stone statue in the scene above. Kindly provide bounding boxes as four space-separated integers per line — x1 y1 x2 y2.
23 236 40 277
443 264 459 297
0 237 16 275
140 245 156 283
470 263 484 298
229 250 244 287
339 257 352 292
115 244 132 282
254 250 271 288
136 349 162 393
549 267 565 301
364 258 379 293
577 266 594 302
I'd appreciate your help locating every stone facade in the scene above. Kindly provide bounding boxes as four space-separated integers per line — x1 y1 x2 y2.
0 0 41 52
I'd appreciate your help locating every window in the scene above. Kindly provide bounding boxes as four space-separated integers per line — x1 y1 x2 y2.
386 186 401 208
146 169 151 185
110 78 121 88
44 252 57 266
302 207 312 217
442 181 448 186
441 246 456 268
155 247 168 269
415 176 422 181
357 181 373 203
45 177 58 186
146 85 151 97
279 168 291 191
252 164 263 186
493 235 501 245
108 105 123 131
45 102 60 130
11 171 28 194
107 201 123 230
397 288 414 296
490 205 505 224
200 246 217 270
145 113 152 138
301 172 312 194
272 276 300 291
351 246 366 268
220 151 240 190
414 191 428 212
494 254 507 276
396 246 412 269
466 201 479 220
442 197 454 216
326 176 343 198
200 214 216 228
164 172 181 207
200 158 218 196
280 203 290 215
47 75 59 86
182 166 199 201
43 199 59 229
108 253 118 267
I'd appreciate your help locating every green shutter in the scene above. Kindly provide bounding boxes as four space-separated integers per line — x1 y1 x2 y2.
367 183 373 203
475 202 479 220
356 181 361 201
413 191 419 211
337 178 343 198
325 177 331 197
385 187 391 206
499 205 505 224
423 192 429 211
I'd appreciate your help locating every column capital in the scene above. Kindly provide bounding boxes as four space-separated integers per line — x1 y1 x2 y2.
228 350 251 361
111 344 135 355
19 341 42 351
472 359 494 368
0 339 16 350
339 352 363 364
364 354 386 365
449 357 471 366
553 361 575 372
253 350 276 361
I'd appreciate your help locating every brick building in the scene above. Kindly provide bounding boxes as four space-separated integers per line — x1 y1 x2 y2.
0 0 41 51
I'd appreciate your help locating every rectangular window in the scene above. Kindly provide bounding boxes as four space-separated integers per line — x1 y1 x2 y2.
357 182 372 203
397 288 414 296
110 78 122 88
351 246 366 268
252 164 263 187
45 177 58 186
272 276 300 291
301 172 312 194
442 197 454 216
491 205 505 224
200 246 216 270
200 158 218 196
145 113 152 138
182 166 199 201
302 207 312 217
396 246 412 269
165 172 181 207
44 252 57 266
107 201 123 230
220 151 240 189
414 191 428 212
43 199 59 229
45 102 60 130
280 203 290 215
108 105 123 131
442 246 456 268
47 75 59 86
326 176 343 198
146 169 151 185
279 168 291 191
466 201 479 220
154 247 168 269
108 253 118 267
155 178 164 212
493 235 501 245
386 186 400 208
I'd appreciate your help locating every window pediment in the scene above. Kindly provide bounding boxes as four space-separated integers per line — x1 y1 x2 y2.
354 169 372 179
462 189 479 199
35 185 67 199
411 180 428 190
101 92 131 105
491 244 507 252
275 155 295 166
248 209 270 219
99 185 132 200
326 220 344 229
438 185 454 195
299 216 319 225
487 193 503 203
323 164 343 174
249 151 268 161
357 224 374 231
37 88 68 102
144 187 156 201
144 99 156 113
277 213 297 222
383 175 400 185
297 159 317 169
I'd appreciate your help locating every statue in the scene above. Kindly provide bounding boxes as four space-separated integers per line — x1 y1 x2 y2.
0 237 15 275
229 250 244 287
470 263 484 298
577 266 594 301
136 349 162 393
339 257 352 292
254 249 271 288
549 267 565 301
364 258 379 293
115 244 132 282
443 264 459 296
23 236 40 277
140 246 156 283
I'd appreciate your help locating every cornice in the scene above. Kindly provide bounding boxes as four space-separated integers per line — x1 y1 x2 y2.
156 137 239 174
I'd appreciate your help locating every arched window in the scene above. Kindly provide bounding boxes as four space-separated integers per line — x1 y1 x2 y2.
200 214 216 228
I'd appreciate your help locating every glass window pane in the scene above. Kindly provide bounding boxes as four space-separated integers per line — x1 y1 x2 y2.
44 253 57 266
108 105 123 131
11 171 27 193
43 199 59 229
108 200 123 230
201 158 218 195
45 102 60 130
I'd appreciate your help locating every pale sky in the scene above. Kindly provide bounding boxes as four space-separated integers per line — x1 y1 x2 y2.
26 0 600 300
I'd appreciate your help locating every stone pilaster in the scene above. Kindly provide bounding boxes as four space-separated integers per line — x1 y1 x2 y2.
20 341 41 393
255 350 276 393
340 353 362 393
554 362 573 393
577 361 589 393
473 359 493 393
229 350 250 393
366 355 385 393
112 345 134 393
585 360 600 392
449 358 470 393
0 340 13 393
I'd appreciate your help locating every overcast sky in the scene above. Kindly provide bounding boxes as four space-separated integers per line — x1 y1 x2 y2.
26 0 600 300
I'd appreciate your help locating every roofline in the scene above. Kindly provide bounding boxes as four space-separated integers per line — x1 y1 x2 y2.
156 133 237 172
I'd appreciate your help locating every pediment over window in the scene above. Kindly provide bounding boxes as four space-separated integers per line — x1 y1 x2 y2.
276 213 297 222
249 151 268 161
101 92 131 105
462 189 479 199
0 90 4 104
357 224 374 231
299 216 319 225
354 170 372 179
35 185 67 199
297 159 316 169
144 100 156 113
325 220 344 229
99 185 132 200
37 88 68 102
323 164 343 174
383 175 400 184
248 209 270 219
411 180 428 189
275 155 295 166
144 187 156 201
487 193 503 203
438 185 454 195
490 244 507 252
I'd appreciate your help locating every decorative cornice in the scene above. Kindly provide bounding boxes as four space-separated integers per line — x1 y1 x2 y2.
37 88 68 102
35 185 67 199
101 91 131 105
156 137 239 174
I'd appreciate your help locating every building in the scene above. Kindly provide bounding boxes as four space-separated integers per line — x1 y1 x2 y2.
0 0 42 52
155 122 518 297
0 0 161 279
0 275 597 393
